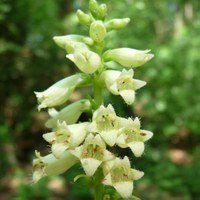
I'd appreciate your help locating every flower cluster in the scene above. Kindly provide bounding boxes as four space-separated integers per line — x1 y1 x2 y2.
32 0 154 199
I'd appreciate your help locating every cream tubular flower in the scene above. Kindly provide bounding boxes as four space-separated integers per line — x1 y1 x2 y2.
45 99 91 129
43 121 89 158
71 134 114 176
87 104 123 146
103 156 144 198
34 74 86 110
53 34 93 53
32 150 78 183
101 69 146 105
66 49 101 74
103 48 154 68
116 117 153 157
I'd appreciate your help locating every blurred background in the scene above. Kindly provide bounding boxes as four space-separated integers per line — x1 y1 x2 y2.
1 0 200 199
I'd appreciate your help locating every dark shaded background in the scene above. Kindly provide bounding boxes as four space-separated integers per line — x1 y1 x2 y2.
1 0 200 199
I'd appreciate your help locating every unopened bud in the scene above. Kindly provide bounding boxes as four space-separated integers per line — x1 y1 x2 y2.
89 20 106 43
89 0 107 20
89 0 99 18
105 18 130 30
98 4 107 20
77 9 92 26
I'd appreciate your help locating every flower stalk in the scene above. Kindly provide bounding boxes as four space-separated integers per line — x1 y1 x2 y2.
32 0 154 199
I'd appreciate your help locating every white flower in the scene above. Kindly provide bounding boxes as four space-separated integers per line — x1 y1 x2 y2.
70 134 114 176
45 99 91 129
43 121 89 158
87 104 123 146
103 48 154 68
102 156 144 198
66 49 101 74
34 74 86 110
53 34 93 53
116 117 153 157
101 69 146 104
32 150 78 183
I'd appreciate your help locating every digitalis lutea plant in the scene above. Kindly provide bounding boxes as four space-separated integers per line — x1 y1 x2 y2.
32 0 154 199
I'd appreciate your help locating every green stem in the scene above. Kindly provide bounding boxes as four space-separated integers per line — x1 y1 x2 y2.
93 73 103 108
92 168 105 200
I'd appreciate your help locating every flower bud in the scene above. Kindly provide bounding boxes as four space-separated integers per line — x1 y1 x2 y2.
32 150 78 183
89 0 107 20
89 0 99 18
35 74 86 110
45 99 91 129
105 18 130 31
103 48 154 68
98 4 107 20
66 49 101 74
89 20 106 43
53 34 93 53
77 9 93 26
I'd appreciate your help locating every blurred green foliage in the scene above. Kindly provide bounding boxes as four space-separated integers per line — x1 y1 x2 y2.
1 0 200 199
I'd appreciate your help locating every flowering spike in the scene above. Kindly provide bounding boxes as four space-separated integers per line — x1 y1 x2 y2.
32 1 154 199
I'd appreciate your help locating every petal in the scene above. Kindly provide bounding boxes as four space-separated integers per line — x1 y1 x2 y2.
122 156 131 167
70 146 83 159
140 130 153 141
48 108 58 117
100 130 118 146
66 54 75 62
128 141 145 157
51 143 69 158
113 181 133 198
102 173 112 185
68 123 89 147
116 134 127 148
133 79 146 90
102 159 115 175
119 90 135 105
81 158 102 176
132 117 141 130
109 82 118 94
103 149 115 161
42 132 56 143
132 169 144 180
